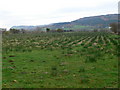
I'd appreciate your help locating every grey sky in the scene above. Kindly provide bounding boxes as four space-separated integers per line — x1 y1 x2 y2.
0 0 118 29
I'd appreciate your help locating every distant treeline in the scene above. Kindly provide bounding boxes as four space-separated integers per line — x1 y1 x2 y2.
1 23 120 35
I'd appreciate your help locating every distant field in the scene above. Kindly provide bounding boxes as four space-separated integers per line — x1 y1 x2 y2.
64 25 95 30
2 32 119 88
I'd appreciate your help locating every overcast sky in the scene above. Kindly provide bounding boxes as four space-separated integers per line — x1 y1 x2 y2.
0 0 119 29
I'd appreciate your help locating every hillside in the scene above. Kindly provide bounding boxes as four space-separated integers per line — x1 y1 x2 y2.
11 14 118 30
48 14 118 30
71 14 118 27
11 26 36 30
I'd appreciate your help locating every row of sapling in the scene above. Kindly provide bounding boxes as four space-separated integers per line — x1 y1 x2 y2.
3 32 118 54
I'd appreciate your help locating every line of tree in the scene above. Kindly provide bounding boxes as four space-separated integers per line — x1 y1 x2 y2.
46 28 64 32
9 28 20 34
1 28 26 34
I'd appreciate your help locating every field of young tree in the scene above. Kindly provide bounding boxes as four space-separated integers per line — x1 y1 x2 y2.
2 31 119 88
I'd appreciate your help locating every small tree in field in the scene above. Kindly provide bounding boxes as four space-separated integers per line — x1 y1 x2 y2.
57 28 63 32
46 28 50 32
21 29 26 33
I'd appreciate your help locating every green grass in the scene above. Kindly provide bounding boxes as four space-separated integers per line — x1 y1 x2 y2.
2 32 119 88
64 25 94 30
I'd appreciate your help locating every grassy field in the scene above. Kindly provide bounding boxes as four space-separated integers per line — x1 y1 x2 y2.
64 25 94 30
2 32 119 88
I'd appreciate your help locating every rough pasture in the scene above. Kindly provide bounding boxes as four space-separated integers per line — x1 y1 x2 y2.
2 32 119 88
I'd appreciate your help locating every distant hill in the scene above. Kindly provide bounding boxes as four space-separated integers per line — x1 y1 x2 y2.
11 26 36 30
11 25 46 30
11 14 118 30
71 14 118 27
